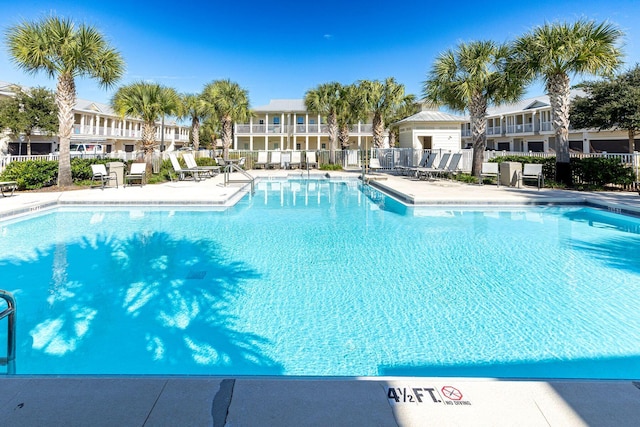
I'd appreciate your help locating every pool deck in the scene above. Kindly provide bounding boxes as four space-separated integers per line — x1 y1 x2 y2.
1 169 640 426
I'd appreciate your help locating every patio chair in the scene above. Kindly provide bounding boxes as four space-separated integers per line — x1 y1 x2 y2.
519 163 543 190
183 153 220 177
290 151 302 169
91 164 118 189
305 151 318 169
434 153 462 179
254 151 268 169
479 162 500 186
124 162 146 187
169 153 200 181
408 153 437 177
268 151 281 169
416 153 450 180
0 181 18 197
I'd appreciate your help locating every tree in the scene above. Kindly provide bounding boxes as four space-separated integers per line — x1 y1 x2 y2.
6 16 124 186
0 86 58 155
201 80 251 160
424 41 524 176
112 82 179 171
304 82 341 163
359 77 407 149
511 20 623 185
570 65 640 154
387 95 420 147
179 93 209 150
335 84 366 153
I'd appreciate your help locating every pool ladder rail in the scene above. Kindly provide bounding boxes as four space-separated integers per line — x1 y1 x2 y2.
223 160 255 194
0 289 16 374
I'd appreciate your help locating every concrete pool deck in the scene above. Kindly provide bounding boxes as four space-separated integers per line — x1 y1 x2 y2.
1 169 640 426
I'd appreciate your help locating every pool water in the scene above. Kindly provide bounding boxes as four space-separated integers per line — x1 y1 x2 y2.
1 178 640 378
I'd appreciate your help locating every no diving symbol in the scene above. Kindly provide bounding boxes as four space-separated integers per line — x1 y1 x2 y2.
441 386 463 401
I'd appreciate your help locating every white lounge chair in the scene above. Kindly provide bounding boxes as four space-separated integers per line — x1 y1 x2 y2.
183 153 220 177
290 151 302 169
125 162 146 187
305 151 318 168
254 151 268 169
169 153 200 181
91 164 118 189
479 162 500 186
0 181 18 197
268 151 281 169
519 163 544 190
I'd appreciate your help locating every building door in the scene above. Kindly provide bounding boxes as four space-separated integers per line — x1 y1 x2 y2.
422 136 432 150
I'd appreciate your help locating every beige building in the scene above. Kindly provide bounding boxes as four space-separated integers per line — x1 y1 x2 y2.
0 80 190 156
461 90 639 154
396 107 466 151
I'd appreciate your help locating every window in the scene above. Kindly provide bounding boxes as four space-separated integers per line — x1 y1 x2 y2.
273 117 280 125
297 117 304 125
125 144 134 152
259 119 264 125
296 143 301 150
310 119 316 124
321 143 326 149
273 142 280 150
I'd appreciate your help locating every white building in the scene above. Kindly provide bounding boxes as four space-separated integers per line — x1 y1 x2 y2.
396 107 466 152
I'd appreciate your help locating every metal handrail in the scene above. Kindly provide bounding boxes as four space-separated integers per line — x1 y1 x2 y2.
223 162 255 193
0 289 16 374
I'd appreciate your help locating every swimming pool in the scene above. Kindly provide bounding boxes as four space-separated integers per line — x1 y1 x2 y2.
1 178 639 379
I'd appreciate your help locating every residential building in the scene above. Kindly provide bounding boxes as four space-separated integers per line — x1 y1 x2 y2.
234 99 378 151
396 107 466 152
0 80 190 155
461 90 640 154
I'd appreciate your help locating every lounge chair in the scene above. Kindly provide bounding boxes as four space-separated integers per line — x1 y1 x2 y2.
290 151 302 169
254 151 268 169
124 162 146 187
169 153 200 181
0 181 18 197
519 163 543 190
91 164 118 189
434 153 462 179
479 162 500 186
416 153 450 180
183 153 220 177
268 151 281 169
408 152 437 177
369 158 382 173
305 151 318 169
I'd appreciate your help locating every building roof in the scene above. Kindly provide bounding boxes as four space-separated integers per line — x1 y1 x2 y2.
253 99 307 112
485 89 586 116
395 109 466 124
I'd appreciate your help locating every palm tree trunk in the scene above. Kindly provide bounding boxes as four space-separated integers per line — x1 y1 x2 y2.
142 121 157 173
628 129 635 154
372 113 385 148
470 93 487 177
26 134 32 156
548 72 571 185
222 116 233 160
327 113 338 164
56 73 76 187
192 118 200 150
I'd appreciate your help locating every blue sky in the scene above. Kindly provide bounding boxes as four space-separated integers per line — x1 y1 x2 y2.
1 0 639 109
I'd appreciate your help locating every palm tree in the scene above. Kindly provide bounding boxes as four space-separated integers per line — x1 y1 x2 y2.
201 79 251 160
304 82 341 163
424 41 524 176
511 20 623 185
112 82 179 171
5 16 124 186
179 93 209 150
386 95 420 147
359 77 407 149
336 84 366 152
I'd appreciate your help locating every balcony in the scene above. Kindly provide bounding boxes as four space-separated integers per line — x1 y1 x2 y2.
487 126 502 135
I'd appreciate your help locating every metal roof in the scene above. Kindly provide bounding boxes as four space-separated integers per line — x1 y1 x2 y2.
252 99 307 112
395 109 466 124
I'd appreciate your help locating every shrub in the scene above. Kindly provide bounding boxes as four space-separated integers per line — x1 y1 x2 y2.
320 163 343 171
571 157 635 188
0 160 58 189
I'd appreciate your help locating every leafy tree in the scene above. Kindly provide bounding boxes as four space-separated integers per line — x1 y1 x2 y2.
359 77 407 149
304 82 341 163
511 20 623 185
0 86 58 155
179 93 209 150
112 82 179 171
201 80 251 160
5 15 124 186
424 40 524 176
570 65 640 154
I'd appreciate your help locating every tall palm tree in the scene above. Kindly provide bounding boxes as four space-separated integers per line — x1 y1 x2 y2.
336 84 366 152
304 82 341 163
201 79 251 160
112 82 179 171
359 77 407 149
424 41 524 176
179 93 209 150
511 20 623 185
5 16 124 186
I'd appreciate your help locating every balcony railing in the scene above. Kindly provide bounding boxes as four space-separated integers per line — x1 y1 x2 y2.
235 122 374 135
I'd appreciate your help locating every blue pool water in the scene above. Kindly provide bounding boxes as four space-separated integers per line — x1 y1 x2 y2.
1 178 640 379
